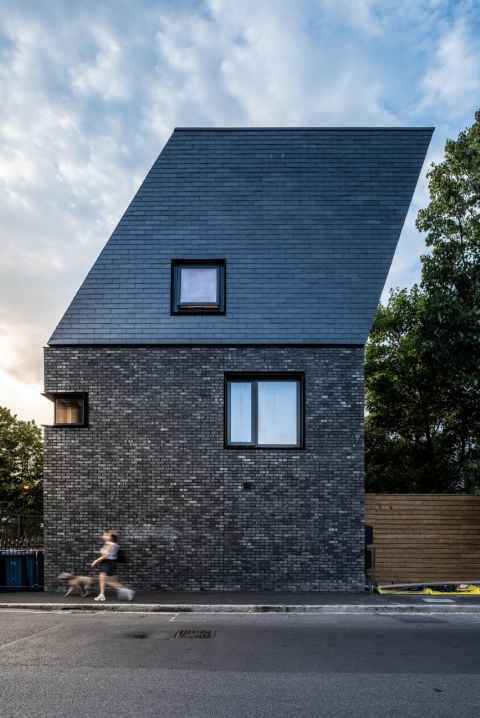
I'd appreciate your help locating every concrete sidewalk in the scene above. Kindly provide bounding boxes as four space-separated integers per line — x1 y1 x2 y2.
2 590 480 613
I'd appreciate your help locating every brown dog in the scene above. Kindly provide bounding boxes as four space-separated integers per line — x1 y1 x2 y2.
58 572 95 597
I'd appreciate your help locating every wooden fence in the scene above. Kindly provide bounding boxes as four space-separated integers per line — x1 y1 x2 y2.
365 494 480 584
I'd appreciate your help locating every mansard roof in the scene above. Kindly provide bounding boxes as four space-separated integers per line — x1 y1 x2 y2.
49 126 433 345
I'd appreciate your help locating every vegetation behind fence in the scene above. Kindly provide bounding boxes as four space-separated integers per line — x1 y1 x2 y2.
0 509 43 549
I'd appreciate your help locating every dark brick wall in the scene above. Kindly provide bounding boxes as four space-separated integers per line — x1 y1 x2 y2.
43 346 365 592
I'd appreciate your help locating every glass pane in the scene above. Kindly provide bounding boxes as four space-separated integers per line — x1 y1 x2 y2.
55 397 83 425
180 266 217 304
258 381 298 446
229 382 252 443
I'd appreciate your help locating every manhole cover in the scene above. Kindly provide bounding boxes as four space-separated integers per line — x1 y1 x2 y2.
174 629 215 639
125 631 149 639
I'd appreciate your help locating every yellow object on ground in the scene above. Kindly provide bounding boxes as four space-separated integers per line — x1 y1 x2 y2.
378 584 480 596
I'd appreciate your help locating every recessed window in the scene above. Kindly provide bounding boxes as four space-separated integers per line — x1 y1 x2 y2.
52 394 88 427
226 375 304 448
172 259 225 314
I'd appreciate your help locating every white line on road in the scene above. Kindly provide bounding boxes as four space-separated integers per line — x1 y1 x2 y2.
0 622 64 653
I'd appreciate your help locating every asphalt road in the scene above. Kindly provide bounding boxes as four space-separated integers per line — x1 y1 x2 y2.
0 610 479 717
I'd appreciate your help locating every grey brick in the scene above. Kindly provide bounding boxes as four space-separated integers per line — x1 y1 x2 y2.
43 346 365 592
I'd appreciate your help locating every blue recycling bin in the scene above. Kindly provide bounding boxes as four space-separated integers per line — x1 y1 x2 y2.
25 553 36 587
0 550 44 590
6 555 23 588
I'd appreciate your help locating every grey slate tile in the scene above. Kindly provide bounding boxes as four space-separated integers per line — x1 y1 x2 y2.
48 127 433 345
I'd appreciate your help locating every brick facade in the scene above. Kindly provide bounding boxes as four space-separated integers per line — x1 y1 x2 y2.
43 345 365 592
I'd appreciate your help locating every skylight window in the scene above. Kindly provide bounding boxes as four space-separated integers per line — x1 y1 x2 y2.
171 260 226 315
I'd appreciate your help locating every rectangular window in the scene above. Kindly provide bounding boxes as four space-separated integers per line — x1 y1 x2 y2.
229 382 253 444
226 374 304 448
171 259 226 314
258 380 298 446
52 394 88 427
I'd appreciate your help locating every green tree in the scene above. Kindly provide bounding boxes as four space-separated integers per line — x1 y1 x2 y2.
366 110 480 493
0 406 43 513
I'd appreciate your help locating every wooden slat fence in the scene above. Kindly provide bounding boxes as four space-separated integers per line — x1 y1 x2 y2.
365 494 480 584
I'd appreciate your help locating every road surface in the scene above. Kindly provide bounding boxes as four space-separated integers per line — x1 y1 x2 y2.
0 609 479 717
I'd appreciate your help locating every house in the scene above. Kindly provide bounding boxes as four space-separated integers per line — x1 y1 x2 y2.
43 127 432 591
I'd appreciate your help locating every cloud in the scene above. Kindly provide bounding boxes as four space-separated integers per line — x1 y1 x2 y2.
420 16 480 117
0 321 50 424
0 367 50 425
152 0 399 128
0 5 161 404
0 0 478 423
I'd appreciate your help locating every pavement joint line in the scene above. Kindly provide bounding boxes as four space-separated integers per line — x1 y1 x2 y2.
0 622 64 653
1 602 480 615
2 609 480 619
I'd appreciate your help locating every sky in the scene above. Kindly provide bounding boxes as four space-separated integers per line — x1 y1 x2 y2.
0 0 479 426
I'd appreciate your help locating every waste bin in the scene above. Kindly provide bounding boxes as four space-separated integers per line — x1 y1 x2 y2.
6 554 23 587
0 550 44 590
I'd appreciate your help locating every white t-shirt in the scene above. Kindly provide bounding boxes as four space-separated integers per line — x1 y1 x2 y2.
102 541 119 560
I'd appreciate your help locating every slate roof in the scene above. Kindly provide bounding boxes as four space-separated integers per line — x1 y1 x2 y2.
49 127 433 346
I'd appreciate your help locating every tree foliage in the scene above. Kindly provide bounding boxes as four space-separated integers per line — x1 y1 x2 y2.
0 406 43 513
366 110 480 493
